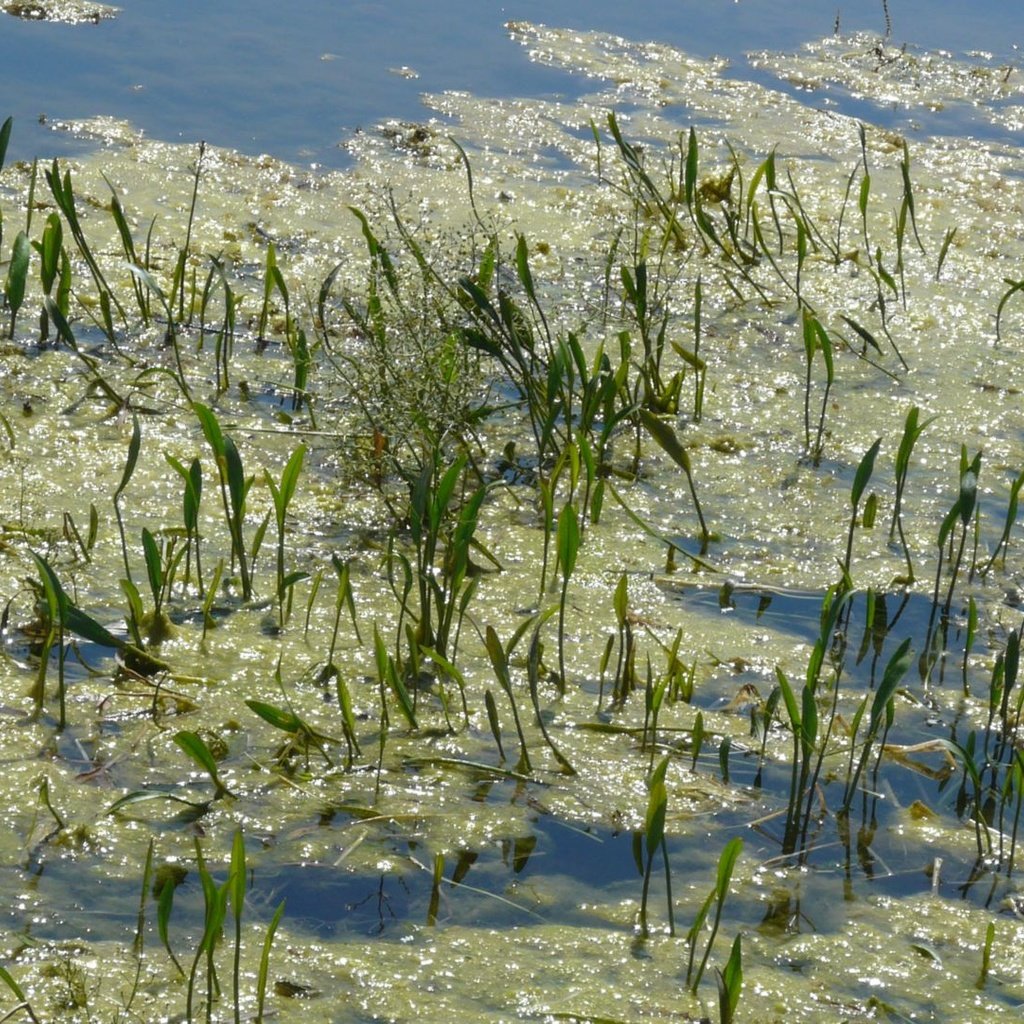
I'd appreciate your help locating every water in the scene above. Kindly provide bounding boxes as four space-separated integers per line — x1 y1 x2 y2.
1 0 1021 166
4 3 1024 1020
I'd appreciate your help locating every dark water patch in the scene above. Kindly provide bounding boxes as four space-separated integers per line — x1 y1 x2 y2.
257 815 645 938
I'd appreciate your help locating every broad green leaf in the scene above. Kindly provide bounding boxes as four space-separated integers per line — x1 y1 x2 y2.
174 730 220 779
0 965 26 1002
715 836 743 899
645 778 667 855
557 503 580 579
868 637 912 735
851 438 882 509
373 626 418 729
774 666 800 731
115 413 142 499
142 528 163 605
5 229 30 316
246 699 302 734
485 625 513 695
193 401 225 458
640 409 691 474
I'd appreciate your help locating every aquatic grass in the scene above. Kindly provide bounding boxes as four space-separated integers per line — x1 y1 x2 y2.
774 664 817 856
484 688 505 761
773 586 854 856
246 689 339 769
716 935 743 1024
890 405 931 583
526 607 576 774
684 836 742 993
1001 751 1024 876
945 732 992 860
255 244 315 418
402 451 488 665
374 623 418 731
126 262 193 399
33 210 67 339
112 411 142 604
36 772 66 832
229 829 246 1024
840 637 913 812
122 838 155 1016
643 659 667 765
0 964 42 1024
4 66 1024 1022
639 408 709 553
103 173 152 323
200 558 224 643
637 753 673 938
671 275 706 422
935 224 957 281
620 257 682 414
174 141 206 323
995 276 1024 347
174 729 236 800
140 870 195 952
485 624 532 773
678 127 773 303
976 921 996 990
801 311 835 465
28 551 69 725
194 402 254 600
867 245 907 367
187 837 227 1024
460 264 565 473
325 554 361 651
45 159 127 339
555 501 580 694
166 453 205 593
979 467 1024 575
60 505 97 563
933 448 981 626
603 572 639 707
752 687 783 788
842 437 882 585
4 227 29 340
28 552 170 713
257 241 281 342
140 526 184 641
44 295 129 411
197 255 239 393
898 139 926 257
256 898 286 1024
265 443 307 624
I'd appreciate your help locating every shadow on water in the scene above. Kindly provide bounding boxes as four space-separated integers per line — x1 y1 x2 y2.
8 584 1022 957
661 582 1024 912
253 583 1024 939
256 814 647 938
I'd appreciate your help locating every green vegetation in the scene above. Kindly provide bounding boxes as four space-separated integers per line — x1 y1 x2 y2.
1 20 1024 1023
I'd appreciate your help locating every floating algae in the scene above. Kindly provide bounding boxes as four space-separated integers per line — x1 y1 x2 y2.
2 17 1024 1024
0 0 116 23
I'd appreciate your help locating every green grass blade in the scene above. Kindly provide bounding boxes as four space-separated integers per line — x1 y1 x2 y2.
116 414 142 500
174 730 233 798
256 900 286 1024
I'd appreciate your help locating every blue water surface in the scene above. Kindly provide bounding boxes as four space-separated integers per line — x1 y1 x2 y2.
0 1 1021 164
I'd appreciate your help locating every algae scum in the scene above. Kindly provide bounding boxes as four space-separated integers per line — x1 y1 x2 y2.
3 13 1024 1023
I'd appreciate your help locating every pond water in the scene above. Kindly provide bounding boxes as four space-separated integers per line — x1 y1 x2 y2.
3 1 1024 1022
2 0 1021 165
